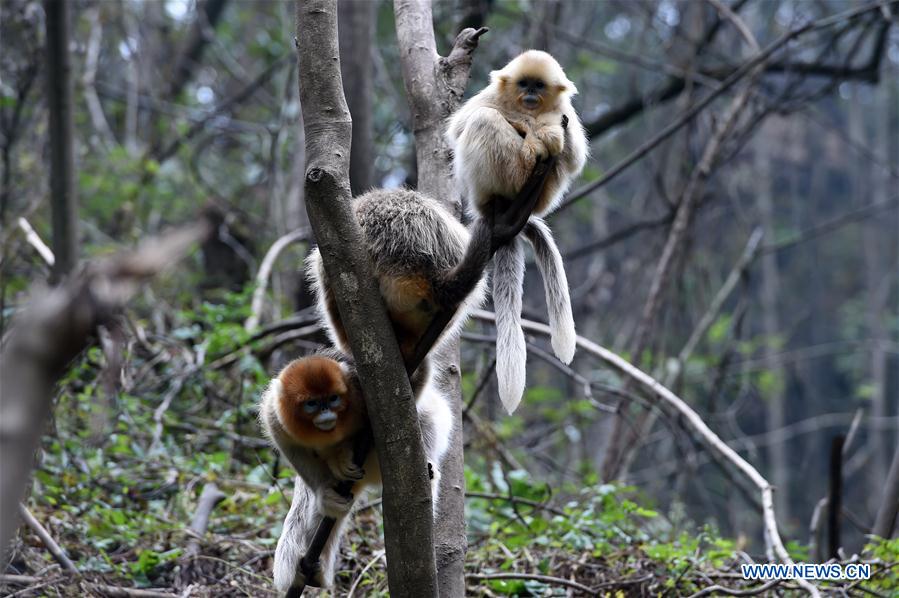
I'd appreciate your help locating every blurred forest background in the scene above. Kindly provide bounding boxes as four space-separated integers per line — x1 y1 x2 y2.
1 0 898 595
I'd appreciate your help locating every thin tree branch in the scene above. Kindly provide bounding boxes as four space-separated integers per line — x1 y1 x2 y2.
17 504 77 573
17 217 55 266
555 0 894 214
245 229 309 331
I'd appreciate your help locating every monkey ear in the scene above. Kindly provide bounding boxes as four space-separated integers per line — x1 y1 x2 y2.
558 78 578 96
490 69 510 86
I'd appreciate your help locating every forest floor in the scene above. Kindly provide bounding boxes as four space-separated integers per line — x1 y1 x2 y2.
4 487 897 597
2 295 896 597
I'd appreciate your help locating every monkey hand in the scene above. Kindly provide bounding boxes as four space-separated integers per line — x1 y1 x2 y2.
523 134 549 161
534 124 565 156
327 446 365 482
320 486 354 518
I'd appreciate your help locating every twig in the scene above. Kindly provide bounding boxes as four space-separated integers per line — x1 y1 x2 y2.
210 323 323 370
188 483 227 538
17 217 55 266
346 549 386 598
245 229 309 331
464 491 566 517
463 409 525 472
676 228 763 369
178 483 227 586
0 575 177 597
17 504 77 572
466 572 594 595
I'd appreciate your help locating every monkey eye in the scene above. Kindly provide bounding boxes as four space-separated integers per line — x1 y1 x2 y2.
535 80 545 90
302 401 319 414
517 80 528 89
328 395 343 408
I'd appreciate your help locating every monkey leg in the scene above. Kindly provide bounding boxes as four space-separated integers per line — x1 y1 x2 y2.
274 478 325 592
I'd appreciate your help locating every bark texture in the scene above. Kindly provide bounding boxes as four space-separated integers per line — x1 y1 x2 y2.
295 1 437 595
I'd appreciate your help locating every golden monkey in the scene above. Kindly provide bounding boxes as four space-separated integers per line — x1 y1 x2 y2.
307 188 488 374
446 50 588 413
259 349 451 590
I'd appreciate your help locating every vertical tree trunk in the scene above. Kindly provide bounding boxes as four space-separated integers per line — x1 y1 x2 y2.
756 136 790 523
854 83 891 499
338 0 375 195
296 2 437 595
393 4 486 594
827 436 844 558
44 0 79 281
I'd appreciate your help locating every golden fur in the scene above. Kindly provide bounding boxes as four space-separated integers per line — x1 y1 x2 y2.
446 49 588 217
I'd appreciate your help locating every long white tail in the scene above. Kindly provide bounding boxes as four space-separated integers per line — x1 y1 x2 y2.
524 217 576 364
492 239 527 414
273 477 348 591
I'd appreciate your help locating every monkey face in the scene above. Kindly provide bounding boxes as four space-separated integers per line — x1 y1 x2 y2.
300 393 347 431
274 357 365 448
490 50 577 114
515 76 547 111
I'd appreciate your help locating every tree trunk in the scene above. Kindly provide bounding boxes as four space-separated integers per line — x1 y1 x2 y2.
44 0 79 281
756 135 790 523
167 0 229 100
855 83 891 502
296 2 437 595
393 4 486 594
338 0 375 195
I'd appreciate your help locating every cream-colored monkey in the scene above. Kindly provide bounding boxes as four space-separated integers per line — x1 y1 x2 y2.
447 50 587 413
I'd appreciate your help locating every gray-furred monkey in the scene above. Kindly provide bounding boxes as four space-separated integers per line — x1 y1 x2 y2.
447 50 587 414
259 348 452 591
263 188 487 591
308 188 488 371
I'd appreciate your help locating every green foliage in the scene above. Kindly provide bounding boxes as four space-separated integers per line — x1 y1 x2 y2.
862 537 899 593
465 468 742 596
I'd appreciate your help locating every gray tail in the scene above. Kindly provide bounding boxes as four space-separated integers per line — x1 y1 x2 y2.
492 240 527 414
524 217 576 364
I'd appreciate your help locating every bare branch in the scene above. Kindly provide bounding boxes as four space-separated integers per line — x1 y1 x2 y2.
17 217 55 266
0 221 210 565
466 572 594 595
555 0 893 214
245 229 309 331
17 504 77 573
471 310 821 596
